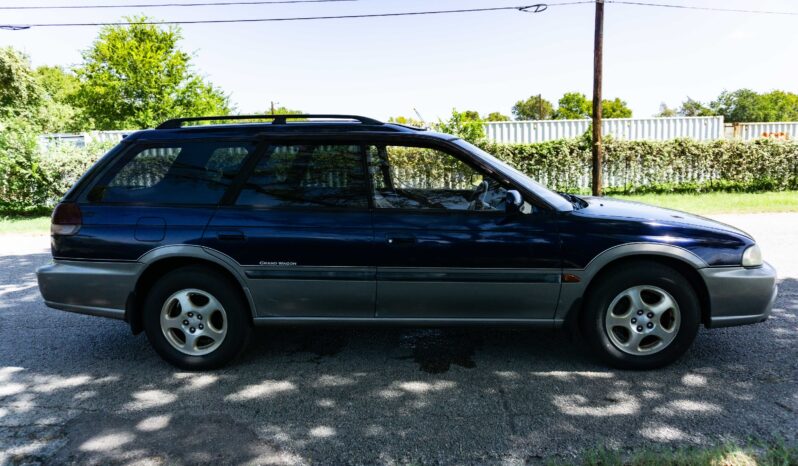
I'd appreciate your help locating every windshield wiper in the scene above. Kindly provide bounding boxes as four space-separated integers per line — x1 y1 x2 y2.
557 192 587 210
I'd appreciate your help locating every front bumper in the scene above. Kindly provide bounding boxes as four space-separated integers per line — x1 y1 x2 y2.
37 260 142 320
700 261 778 328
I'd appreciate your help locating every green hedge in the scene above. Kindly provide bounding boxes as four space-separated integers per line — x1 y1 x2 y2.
478 138 798 195
1 135 797 214
0 132 115 214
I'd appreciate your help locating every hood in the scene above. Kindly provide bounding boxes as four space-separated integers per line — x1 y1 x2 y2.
579 196 752 239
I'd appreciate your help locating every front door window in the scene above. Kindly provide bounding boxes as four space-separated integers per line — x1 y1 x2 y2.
367 145 512 212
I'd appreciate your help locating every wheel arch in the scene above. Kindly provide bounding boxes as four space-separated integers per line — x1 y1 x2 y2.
127 245 256 334
560 244 712 331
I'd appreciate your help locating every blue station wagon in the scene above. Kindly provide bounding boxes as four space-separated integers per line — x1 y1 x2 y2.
37 115 778 370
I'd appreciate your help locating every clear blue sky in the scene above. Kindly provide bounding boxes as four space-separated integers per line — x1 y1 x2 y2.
2 0 797 121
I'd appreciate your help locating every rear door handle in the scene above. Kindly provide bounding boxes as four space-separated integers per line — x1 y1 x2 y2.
217 230 246 241
386 234 416 245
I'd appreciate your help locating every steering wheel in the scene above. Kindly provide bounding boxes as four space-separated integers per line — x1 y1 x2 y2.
468 180 490 210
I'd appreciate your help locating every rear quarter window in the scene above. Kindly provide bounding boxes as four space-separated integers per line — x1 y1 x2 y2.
89 142 253 205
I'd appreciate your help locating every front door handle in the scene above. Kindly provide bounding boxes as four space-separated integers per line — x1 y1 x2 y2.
386 234 416 245
217 230 246 241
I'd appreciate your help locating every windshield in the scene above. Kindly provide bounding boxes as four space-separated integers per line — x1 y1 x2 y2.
452 139 574 212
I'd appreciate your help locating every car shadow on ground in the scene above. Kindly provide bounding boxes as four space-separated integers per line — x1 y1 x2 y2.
1 250 796 465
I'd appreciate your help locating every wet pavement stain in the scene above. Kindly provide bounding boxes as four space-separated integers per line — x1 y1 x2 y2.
399 328 481 374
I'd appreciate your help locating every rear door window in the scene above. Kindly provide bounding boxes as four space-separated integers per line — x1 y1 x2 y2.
235 144 368 209
89 141 254 204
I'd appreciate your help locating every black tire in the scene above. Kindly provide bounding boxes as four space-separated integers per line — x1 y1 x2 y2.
143 265 251 370
581 261 700 370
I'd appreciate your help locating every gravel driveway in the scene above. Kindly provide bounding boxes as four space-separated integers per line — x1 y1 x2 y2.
1 213 796 465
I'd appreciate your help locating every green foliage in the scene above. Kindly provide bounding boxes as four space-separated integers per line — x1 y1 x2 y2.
656 102 677 117
434 109 485 142
549 440 798 466
35 66 80 104
710 88 798 122
484 112 511 122
477 137 798 195
388 115 427 127
602 97 632 118
552 92 632 119
513 95 554 120
39 140 117 202
34 65 84 132
678 97 716 117
0 48 43 118
73 16 231 130
554 92 591 119
0 122 114 213
664 90 798 122
266 106 303 115
0 119 49 212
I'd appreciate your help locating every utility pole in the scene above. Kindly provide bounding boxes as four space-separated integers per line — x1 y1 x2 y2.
591 0 604 196
270 101 276 114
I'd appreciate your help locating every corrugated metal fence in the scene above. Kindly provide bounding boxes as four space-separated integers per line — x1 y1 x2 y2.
39 118 798 146
38 130 130 149
735 122 798 141
484 116 725 143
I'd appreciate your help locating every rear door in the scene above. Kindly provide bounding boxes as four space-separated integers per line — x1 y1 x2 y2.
202 140 375 318
368 141 561 321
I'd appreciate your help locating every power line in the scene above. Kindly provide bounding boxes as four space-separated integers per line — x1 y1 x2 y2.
607 1 798 16
1 3 588 30
0 0 356 11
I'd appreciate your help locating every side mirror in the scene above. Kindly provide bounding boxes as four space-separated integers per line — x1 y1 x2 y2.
505 190 524 214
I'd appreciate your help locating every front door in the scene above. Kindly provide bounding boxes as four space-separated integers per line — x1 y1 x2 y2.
203 141 375 318
368 143 561 321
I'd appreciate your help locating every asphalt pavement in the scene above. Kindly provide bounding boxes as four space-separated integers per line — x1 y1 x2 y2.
0 213 796 465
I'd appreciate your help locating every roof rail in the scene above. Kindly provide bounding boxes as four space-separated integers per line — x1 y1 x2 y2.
156 114 383 129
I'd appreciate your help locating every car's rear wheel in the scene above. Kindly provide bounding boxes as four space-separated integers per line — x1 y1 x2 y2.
581 261 700 369
143 265 251 370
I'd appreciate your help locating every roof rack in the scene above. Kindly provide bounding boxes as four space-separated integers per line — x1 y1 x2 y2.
156 114 383 130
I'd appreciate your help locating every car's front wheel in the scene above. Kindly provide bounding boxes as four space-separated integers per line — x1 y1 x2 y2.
143 265 251 370
581 261 700 369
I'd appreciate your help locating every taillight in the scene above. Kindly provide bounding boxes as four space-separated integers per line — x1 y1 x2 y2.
51 202 82 236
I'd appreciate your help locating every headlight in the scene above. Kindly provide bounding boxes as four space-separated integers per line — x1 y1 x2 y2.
742 244 763 267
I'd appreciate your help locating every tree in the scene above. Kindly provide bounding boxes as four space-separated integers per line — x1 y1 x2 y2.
388 115 426 127
553 92 591 119
484 112 510 122
553 92 632 119
0 47 43 121
0 48 77 133
656 102 677 117
602 97 632 118
710 89 798 122
710 89 763 122
512 95 553 120
73 16 231 130
264 105 302 115
0 49 49 210
36 66 80 104
678 97 715 117
434 109 485 142
35 66 84 132
760 90 798 121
